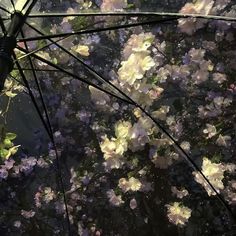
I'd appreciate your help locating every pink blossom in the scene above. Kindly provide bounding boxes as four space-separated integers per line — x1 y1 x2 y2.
0 168 8 180
21 210 35 219
101 0 127 12
4 159 15 170
129 198 137 209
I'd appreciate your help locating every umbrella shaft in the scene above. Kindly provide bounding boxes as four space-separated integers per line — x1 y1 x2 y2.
0 37 16 90
0 12 25 91
7 11 25 37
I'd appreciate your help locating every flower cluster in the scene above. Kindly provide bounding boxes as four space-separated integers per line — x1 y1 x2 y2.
115 32 163 106
171 187 189 199
35 186 56 208
193 157 225 196
178 0 214 35
118 33 155 86
118 177 142 192
100 116 155 169
166 202 192 226
100 134 128 170
106 189 124 206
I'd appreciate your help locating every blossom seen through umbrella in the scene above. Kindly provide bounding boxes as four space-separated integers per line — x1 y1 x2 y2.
0 0 236 235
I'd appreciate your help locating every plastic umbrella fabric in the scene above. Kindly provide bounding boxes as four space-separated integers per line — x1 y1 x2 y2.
0 0 235 235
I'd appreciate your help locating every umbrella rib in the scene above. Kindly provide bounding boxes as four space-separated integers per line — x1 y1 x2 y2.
24 23 131 103
0 6 11 14
16 2 72 234
75 66 235 219
16 20 106 61
16 45 134 105
6 5 235 217
9 74 27 90
27 12 236 22
22 0 32 11
10 0 15 10
13 52 72 235
16 47 235 220
17 27 233 212
13 68 62 72
20 27 72 235
20 29 52 143
18 17 178 42
23 0 38 16
0 15 7 34
13 55 51 144
16 34 71 61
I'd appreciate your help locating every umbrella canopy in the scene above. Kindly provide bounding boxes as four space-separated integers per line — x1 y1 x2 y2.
0 0 235 235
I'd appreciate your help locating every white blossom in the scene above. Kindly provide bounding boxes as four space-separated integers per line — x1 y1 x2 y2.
166 202 192 226
193 157 225 196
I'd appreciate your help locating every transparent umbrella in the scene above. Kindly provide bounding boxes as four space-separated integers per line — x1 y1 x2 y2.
0 0 235 235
